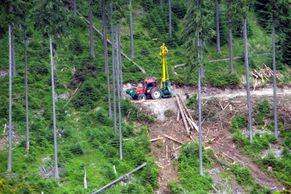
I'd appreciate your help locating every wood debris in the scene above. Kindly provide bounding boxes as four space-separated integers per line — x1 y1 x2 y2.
175 94 199 134
163 134 183 144
252 64 283 89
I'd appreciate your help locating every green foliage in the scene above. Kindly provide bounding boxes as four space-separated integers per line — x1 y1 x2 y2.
232 127 276 157
0 0 31 26
186 94 197 111
121 99 155 123
182 0 215 68
230 164 270 193
254 98 270 125
205 71 240 87
72 77 102 109
257 153 291 187
254 0 291 65
34 0 71 37
231 113 247 130
175 143 213 193
69 143 84 155
168 181 185 194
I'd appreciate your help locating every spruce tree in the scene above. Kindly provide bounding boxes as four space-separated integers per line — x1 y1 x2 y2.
34 0 70 179
182 0 214 70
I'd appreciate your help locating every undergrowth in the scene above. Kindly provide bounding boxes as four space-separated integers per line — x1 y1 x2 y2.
230 99 291 188
168 143 213 193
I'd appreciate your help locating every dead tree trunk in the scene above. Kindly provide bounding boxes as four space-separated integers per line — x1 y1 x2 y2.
215 0 221 53
168 0 172 40
243 18 253 143
24 32 29 152
73 0 77 16
11 26 16 77
272 19 278 139
89 0 95 59
102 1 112 118
50 34 59 179
110 4 117 136
198 67 204 176
129 0 134 58
229 28 234 74
116 25 123 160
8 24 13 174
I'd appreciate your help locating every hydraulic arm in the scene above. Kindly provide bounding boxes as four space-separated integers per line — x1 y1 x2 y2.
160 43 172 97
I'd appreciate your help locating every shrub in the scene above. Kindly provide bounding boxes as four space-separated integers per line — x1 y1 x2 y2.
231 113 247 130
230 164 269 193
69 143 84 155
254 98 270 125
168 181 185 194
206 72 240 87
177 143 213 193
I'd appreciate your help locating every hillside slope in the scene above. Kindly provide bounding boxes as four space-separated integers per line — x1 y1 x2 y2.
0 0 290 193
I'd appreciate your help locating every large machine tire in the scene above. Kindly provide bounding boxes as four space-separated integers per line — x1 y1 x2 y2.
151 88 161 99
138 94 146 101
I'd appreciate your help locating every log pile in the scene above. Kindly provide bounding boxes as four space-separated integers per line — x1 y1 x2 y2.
251 64 283 81
175 94 198 134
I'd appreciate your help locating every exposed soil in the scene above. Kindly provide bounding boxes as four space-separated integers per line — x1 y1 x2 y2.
132 85 290 193
202 94 289 191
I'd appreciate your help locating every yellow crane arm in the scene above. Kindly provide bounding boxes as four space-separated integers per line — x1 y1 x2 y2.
160 43 169 82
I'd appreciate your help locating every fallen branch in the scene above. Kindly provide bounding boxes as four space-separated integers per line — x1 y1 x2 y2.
92 163 147 194
163 134 183 145
150 137 163 142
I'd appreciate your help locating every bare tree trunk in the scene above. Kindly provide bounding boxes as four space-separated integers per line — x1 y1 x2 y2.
24 32 29 152
84 166 88 189
102 1 112 118
8 24 13 174
89 0 95 59
116 25 123 160
118 30 123 97
168 0 172 40
272 20 278 139
229 28 234 74
11 26 16 77
160 0 163 10
73 0 77 16
50 34 59 179
243 19 253 143
198 67 203 176
110 4 117 136
215 0 221 53
129 0 134 58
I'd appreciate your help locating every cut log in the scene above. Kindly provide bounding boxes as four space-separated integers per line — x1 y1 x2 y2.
150 137 163 142
175 96 190 134
177 109 180 121
92 163 147 194
163 134 183 144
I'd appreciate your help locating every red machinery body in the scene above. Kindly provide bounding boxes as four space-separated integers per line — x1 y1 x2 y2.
126 79 162 100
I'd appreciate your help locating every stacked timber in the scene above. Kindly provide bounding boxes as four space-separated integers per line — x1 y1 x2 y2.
175 94 198 134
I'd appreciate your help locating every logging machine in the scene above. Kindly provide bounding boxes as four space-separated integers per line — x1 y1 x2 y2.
126 43 173 100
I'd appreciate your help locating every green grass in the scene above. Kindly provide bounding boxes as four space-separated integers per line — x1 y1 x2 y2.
168 143 213 193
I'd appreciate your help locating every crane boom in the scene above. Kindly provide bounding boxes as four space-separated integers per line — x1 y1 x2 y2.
160 43 172 97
